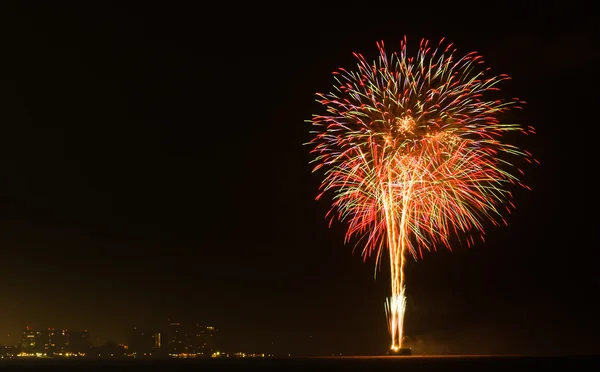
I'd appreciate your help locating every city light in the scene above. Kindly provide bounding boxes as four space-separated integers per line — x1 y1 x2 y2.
0 320 285 360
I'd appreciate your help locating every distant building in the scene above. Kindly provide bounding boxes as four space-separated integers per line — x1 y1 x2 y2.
44 328 66 355
21 327 43 354
165 319 218 357
130 319 219 358
1 345 18 358
194 324 218 356
20 327 87 356
165 318 184 356
64 330 90 355
129 327 162 357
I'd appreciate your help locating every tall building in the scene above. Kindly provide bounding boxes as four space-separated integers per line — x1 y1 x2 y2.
128 319 219 358
21 327 69 356
194 325 218 356
165 318 185 356
44 328 67 356
129 327 162 357
164 319 219 357
21 327 42 354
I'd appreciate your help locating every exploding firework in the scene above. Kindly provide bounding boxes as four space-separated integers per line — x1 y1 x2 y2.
308 37 535 351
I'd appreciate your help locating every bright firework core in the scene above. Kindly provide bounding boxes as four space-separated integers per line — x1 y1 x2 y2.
308 37 535 350
395 116 415 134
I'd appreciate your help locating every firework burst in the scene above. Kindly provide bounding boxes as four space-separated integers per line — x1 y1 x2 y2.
307 36 536 350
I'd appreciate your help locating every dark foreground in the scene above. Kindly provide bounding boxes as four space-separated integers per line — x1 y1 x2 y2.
1 355 599 371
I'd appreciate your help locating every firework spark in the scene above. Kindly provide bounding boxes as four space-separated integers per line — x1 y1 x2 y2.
308 37 535 350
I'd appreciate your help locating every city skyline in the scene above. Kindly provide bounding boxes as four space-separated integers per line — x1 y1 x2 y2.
1 319 221 359
1 318 217 348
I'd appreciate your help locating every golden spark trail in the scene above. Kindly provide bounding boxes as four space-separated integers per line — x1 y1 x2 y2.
384 156 417 350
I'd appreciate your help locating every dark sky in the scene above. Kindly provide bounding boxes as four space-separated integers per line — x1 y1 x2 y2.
0 2 597 355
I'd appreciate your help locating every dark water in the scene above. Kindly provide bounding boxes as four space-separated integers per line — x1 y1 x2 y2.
1 356 599 371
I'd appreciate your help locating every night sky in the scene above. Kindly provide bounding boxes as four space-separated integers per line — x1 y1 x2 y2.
0 2 597 355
